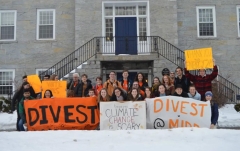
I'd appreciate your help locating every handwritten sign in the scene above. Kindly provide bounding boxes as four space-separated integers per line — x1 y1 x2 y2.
146 96 211 129
42 81 67 98
185 47 213 70
27 75 42 93
100 101 146 130
24 97 99 131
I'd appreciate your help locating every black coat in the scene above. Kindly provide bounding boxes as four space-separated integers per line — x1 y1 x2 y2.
139 81 148 92
174 75 190 93
68 79 92 97
173 92 189 98
11 86 36 111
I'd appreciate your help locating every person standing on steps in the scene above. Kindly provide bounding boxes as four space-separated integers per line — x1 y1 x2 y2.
119 70 133 92
94 77 103 96
103 71 122 97
134 72 148 92
184 59 218 100
174 67 191 93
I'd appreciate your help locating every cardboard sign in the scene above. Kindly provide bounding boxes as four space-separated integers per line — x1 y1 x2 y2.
185 47 213 70
24 97 99 131
146 96 211 129
27 75 42 93
42 81 67 98
100 101 146 130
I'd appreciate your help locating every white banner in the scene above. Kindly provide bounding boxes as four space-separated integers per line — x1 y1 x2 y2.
146 96 211 129
100 101 146 130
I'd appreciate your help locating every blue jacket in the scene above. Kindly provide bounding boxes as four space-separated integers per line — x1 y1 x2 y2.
211 102 219 125
188 91 201 101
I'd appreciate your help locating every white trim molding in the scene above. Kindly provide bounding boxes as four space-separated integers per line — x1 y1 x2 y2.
0 10 17 41
196 6 217 38
0 69 15 95
36 9 56 40
237 6 240 37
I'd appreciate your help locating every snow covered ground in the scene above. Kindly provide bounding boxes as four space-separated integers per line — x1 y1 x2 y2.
0 104 239 131
218 104 240 128
0 128 239 151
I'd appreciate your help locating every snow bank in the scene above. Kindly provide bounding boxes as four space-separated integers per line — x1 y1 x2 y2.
218 104 240 127
0 111 17 131
0 128 239 151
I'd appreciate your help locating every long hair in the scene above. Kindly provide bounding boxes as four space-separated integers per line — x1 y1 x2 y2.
111 87 126 99
134 72 147 83
128 88 140 101
157 84 167 96
98 88 110 102
44 89 53 98
162 75 172 86
144 87 153 98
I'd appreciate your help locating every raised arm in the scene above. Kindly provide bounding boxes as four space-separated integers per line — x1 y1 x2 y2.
184 61 196 81
208 65 218 81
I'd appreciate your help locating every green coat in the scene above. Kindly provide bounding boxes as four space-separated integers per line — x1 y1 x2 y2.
18 96 35 123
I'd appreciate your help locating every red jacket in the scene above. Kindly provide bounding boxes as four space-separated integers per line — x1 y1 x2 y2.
184 65 218 100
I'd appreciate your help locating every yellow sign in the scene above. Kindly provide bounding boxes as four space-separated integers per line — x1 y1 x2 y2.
42 81 67 98
185 47 213 70
27 75 41 93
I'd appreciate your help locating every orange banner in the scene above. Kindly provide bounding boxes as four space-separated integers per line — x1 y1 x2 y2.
24 97 99 131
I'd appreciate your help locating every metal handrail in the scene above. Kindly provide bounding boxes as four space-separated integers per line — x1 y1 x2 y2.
39 36 240 103
154 36 240 103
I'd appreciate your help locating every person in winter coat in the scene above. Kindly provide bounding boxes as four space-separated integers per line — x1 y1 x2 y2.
152 77 161 97
18 88 35 131
118 70 133 92
174 67 191 93
184 59 218 100
187 85 201 101
127 88 142 101
173 84 189 98
67 73 92 97
134 72 148 92
103 71 122 97
110 87 127 101
93 77 103 95
205 91 219 129
11 81 36 131
162 75 175 95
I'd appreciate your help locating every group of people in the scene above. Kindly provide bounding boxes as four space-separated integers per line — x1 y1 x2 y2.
10 59 219 131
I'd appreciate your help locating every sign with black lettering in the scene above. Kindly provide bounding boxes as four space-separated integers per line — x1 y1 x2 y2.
24 97 99 131
100 101 146 130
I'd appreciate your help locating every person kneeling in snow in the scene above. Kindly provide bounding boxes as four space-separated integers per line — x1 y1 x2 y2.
205 91 219 129
18 88 35 131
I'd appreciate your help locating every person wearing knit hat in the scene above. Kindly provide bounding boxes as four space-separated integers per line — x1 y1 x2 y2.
204 91 219 129
173 84 189 98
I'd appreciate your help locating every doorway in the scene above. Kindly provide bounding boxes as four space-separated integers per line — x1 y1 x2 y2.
115 17 137 55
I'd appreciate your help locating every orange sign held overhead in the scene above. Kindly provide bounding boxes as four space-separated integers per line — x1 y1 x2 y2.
185 47 213 70
27 75 42 93
42 81 67 98
24 97 99 131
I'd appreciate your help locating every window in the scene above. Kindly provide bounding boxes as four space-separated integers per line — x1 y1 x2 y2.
0 69 15 95
138 6 146 15
36 69 54 80
105 19 113 41
139 18 147 41
0 10 17 41
237 6 240 37
196 6 216 37
115 6 136 15
105 7 113 16
37 9 55 40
